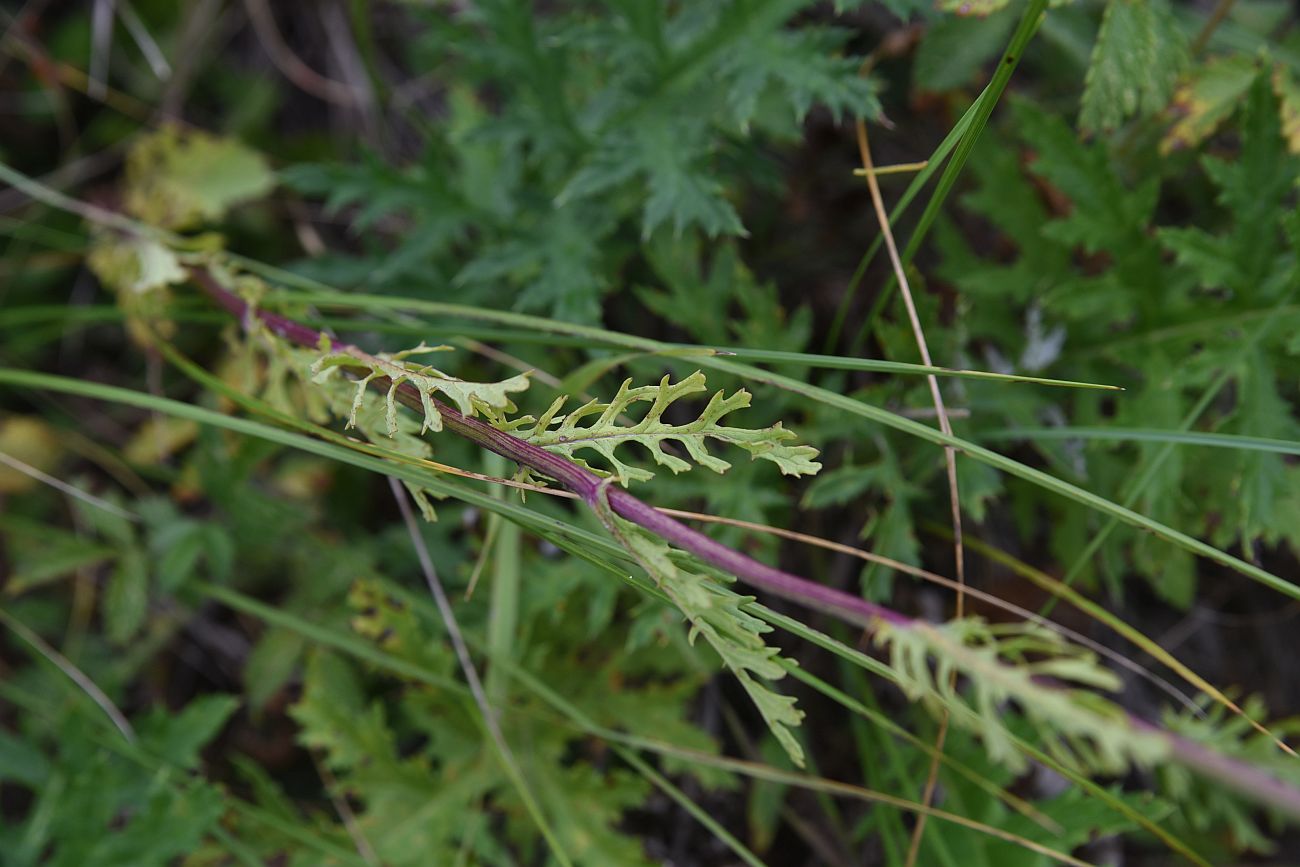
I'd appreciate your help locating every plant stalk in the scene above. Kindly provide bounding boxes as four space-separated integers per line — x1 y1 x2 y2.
189 265 1300 822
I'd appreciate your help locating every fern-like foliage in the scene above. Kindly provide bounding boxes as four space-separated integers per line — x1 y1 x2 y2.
874 618 1168 775
499 370 820 484
311 341 531 437
1156 695 1300 853
596 497 806 767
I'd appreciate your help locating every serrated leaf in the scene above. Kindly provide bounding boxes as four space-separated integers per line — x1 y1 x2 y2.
1163 55 1259 153
1080 0 1188 134
801 463 881 509
510 370 820 484
717 25 880 126
123 126 274 229
291 650 396 771
560 122 745 239
1015 99 1159 253
137 694 240 769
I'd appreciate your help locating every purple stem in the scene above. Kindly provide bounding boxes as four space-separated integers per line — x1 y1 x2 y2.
191 266 1300 822
193 267 906 629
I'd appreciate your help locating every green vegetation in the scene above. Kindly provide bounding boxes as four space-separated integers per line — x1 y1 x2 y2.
3 1 1300 863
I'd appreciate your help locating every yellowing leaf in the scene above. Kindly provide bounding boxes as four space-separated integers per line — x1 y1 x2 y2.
87 235 186 296
124 126 275 230
1162 56 1259 153
123 416 199 465
0 416 62 494
86 233 186 346
1273 65 1300 153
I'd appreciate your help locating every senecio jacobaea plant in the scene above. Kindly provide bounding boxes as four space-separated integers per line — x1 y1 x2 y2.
4 110 1300 858
171 253 1298 808
7 0 1300 854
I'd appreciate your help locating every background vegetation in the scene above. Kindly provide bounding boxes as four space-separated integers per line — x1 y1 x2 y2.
2 0 1300 864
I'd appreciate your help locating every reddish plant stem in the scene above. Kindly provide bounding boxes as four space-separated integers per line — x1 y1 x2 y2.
192 266 907 629
190 266 1300 821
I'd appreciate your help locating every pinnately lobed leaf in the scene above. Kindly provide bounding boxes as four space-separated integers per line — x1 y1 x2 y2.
874 618 1169 775
502 370 821 484
602 507 807 768
311 340 531 437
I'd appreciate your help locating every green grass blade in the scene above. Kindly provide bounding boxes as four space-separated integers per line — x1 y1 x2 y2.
823 85 983 353
713 347 1119 389
848 0 1049 354
984 426 1300 455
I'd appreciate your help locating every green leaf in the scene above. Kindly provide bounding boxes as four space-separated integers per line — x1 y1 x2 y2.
1014 99 1160 254
559 122 745 239
914 8 1017 93
86 236 186 297
507 370 821 484
604 515 806 768
105 547 149 645
0 728 51 787
801 463 881 509
291 650 397 771
1080 0 1188 134
876 618 1169 775
717 25 880 126
1163 55 1259 153
244 626 307 713
5 535 117 595
311 341 531 436
123 126 275 229
137 694 240 770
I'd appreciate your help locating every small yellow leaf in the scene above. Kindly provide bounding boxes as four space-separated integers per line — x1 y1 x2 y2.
0 416 62 493
123 416 199 466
